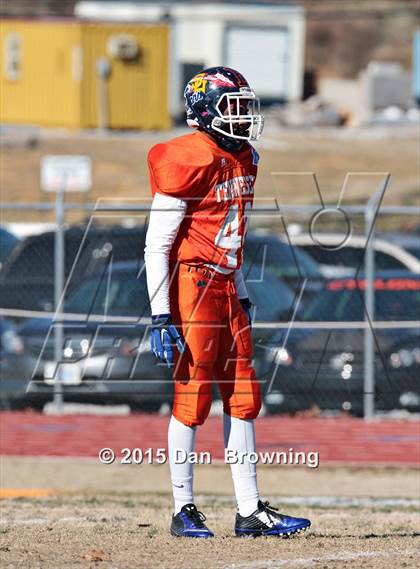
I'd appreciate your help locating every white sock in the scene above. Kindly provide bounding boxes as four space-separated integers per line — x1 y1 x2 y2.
168 415 196 514
223 413 260 517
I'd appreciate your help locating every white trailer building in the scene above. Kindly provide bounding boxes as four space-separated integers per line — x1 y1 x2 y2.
75 1 306 118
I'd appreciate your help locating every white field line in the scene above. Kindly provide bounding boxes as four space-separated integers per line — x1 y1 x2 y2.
1 516 83 525
2 494 419 513
0 515 131 526
200 495 420 509
270 496 420 509
225 549 420 569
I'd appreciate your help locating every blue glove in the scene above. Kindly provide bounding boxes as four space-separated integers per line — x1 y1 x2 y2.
240 298 253 328
151 314 185 367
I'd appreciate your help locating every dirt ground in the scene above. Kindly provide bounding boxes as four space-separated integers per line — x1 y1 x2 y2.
1 126 419 229
1 458 419 568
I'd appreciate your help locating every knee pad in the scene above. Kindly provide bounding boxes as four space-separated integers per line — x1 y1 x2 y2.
224 379 262 420
173 380 213 427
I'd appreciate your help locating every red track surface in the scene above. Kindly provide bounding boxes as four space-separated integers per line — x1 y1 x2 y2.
1 412 419 466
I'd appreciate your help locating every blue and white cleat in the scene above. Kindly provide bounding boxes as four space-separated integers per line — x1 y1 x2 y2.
170 503 214 538
235 500 311 538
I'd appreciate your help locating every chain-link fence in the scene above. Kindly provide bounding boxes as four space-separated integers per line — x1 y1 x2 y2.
1 200 419 418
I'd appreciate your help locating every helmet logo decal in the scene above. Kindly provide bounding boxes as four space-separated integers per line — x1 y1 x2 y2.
190 92 204 104
189 73 208 94
203 72 236 88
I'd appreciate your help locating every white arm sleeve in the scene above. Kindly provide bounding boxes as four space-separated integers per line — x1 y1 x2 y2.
144 192 187 316
235 268 249 300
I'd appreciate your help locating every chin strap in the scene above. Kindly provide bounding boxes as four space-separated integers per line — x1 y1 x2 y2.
204 129 244 153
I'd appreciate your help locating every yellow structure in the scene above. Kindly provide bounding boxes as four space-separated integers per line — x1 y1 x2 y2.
0 19 170 129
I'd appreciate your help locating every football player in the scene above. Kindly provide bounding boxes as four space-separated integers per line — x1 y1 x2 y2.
144 67 311 538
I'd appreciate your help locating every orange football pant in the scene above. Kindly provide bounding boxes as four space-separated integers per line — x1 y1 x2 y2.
169 263 262 427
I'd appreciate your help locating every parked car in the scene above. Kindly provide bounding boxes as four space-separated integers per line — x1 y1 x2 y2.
242 261 296 323
244 232 325 302
0 224 147 317
239 261 304 400
261 271 420 415
0 226 320 319
377 232 420 261
284 233 420 278
0 227 19 269
0 317 33 408
18 258 297 409
19 260 171 410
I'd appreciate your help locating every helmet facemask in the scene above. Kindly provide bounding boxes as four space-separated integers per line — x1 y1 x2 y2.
211 89 264 142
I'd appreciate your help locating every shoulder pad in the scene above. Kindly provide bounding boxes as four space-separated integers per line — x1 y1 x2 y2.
148 135 213 197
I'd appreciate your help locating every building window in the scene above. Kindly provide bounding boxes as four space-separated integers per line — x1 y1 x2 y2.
4 33 22 81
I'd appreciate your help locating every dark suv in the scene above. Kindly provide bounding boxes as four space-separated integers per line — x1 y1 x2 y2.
244 232 325 303
0 224 147 316
18 258 297 410
19 259 171 410
261 272 420 415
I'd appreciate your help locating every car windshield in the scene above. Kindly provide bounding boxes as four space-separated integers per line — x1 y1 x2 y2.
1 227 146 281
244 237 321 279
405 245 420 260
0 229 18 263
302 284 420 322
65 266 150 317
299 245 408 271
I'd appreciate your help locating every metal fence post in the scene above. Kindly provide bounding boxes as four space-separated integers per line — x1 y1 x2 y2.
53 182 65 412
363 175 390 421
413 30 420 106
363 192 379 421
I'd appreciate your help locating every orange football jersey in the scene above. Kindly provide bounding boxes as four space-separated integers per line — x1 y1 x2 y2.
147 130 258 270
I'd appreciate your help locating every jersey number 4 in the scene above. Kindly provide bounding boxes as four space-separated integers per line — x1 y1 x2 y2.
215 203 251 268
